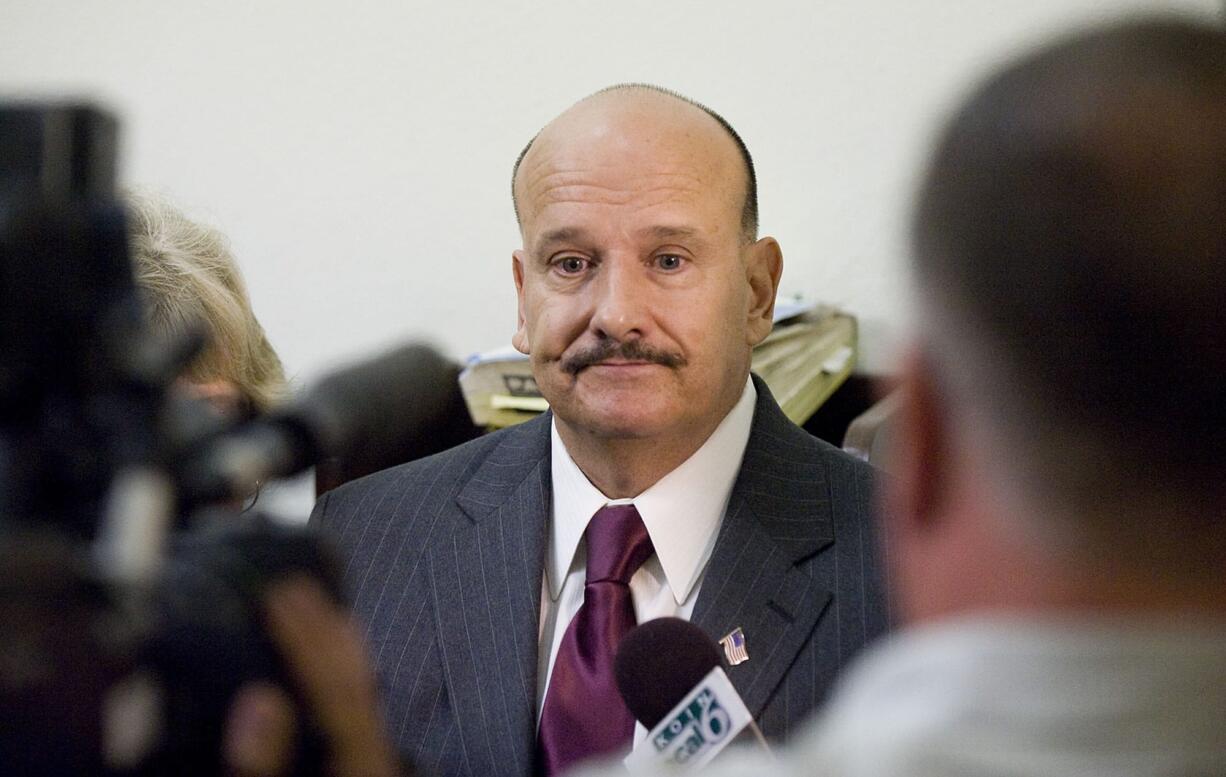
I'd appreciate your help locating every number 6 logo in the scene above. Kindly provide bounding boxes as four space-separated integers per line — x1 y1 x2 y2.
699 702 732 742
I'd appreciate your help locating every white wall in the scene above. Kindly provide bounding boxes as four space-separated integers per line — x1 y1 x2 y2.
3 0 1221 382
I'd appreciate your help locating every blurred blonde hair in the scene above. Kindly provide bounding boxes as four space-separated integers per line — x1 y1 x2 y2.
126 192 287 413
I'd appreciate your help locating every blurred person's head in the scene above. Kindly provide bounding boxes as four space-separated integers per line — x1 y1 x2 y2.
888 18 1226 622
509 85 781 495
126 192 287 419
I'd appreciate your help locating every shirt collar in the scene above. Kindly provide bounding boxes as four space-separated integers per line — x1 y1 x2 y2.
547 376 757 604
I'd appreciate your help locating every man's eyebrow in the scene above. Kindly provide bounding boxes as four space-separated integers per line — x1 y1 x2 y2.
531 225 706 255
641 225 702 242
533 227 588 254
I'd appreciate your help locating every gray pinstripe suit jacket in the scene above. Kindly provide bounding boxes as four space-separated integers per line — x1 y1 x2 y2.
311 377 890 777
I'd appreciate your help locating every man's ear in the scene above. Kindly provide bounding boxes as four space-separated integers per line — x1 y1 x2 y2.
511 251 530 354
744 237 783 346
884 346 949 539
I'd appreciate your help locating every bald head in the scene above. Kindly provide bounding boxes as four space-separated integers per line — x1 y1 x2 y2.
512 84 758 242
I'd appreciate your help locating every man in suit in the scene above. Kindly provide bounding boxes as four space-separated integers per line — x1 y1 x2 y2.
312 84 888 776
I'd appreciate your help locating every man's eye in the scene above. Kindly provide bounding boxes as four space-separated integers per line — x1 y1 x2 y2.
655 254 684 270
556 256 588 274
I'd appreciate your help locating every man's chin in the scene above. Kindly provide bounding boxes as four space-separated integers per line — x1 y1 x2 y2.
551 399 679 441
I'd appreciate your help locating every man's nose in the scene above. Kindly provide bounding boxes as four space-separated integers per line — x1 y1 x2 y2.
589 258 651 342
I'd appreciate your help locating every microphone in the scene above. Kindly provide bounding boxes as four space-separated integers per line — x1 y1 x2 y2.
615 617 772 771
179 343 460 503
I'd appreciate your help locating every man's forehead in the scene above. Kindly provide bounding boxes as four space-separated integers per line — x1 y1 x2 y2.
521 156 715 212
520 168 737 254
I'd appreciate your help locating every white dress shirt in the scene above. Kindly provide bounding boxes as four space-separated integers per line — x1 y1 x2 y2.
537 377 757 746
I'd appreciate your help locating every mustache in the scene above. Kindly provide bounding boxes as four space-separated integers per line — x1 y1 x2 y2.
561 340 687 375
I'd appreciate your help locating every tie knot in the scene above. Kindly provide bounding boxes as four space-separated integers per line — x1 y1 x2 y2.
584 504 654 585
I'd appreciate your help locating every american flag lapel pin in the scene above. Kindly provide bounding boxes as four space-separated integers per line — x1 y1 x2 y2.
719 627 749 666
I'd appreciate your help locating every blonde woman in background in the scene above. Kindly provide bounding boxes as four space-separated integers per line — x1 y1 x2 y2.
126 191 287 421
125 192 317 516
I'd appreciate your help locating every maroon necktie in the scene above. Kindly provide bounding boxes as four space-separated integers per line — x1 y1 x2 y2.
537 504 655 776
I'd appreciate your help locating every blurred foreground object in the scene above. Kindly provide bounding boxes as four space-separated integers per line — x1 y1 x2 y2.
0 102 423 775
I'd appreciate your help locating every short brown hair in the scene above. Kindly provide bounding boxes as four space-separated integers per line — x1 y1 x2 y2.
914 18 1226 558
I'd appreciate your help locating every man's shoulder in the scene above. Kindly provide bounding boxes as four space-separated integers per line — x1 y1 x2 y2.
809 431 876 491
326 430 499 502
770 415 872 471
746 381 876 490
739 384 881 569
311 414 550 531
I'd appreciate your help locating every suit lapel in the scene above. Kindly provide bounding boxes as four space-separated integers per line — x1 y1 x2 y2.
429 414 551 776
692 378 835 717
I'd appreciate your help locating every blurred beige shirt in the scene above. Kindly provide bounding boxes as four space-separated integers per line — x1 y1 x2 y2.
580 617 1226 777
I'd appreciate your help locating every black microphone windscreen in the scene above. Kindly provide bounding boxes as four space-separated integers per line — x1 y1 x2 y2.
615 617 723 729
183 343 470 503
294 343 459 462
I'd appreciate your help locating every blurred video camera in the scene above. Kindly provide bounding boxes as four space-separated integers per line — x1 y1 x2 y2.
0 103 456 775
